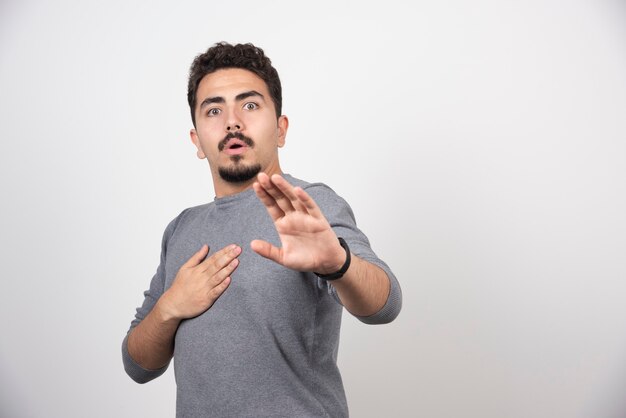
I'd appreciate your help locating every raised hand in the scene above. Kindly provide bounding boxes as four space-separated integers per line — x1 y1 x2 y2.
160 244 241 320
250 173 346 275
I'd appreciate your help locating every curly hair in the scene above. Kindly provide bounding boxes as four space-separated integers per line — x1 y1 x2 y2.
187 42 282 127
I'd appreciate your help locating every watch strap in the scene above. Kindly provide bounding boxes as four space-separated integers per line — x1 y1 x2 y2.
315 237 351 281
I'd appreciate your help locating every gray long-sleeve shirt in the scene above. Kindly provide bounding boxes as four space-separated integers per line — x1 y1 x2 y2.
122 175 402 417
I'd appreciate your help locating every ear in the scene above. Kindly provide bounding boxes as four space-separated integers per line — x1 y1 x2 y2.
277 115 289 148
190 129 206 159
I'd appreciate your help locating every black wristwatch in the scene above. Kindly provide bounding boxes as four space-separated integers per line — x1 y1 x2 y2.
315 237 351 281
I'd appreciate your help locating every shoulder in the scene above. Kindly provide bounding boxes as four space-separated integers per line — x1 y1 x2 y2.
163 202 212 237
284 174 343 204
284 174 356 221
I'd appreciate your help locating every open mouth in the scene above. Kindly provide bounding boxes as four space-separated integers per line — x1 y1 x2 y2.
224 138 249 155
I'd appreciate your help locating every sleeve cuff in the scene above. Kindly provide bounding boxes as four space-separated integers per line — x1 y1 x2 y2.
354 274 402 325
122 333 170 384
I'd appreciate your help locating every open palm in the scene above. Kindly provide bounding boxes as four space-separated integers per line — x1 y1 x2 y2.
250 173 345 275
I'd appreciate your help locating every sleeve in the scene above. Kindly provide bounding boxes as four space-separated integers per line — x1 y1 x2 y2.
304 183 402 325
121 211 185 383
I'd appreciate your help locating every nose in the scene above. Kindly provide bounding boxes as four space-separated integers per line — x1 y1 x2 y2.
226 111 243 132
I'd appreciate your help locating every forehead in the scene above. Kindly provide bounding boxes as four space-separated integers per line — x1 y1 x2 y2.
196 68 270 101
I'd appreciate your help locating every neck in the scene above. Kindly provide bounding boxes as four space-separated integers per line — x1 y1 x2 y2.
213 178 256 198
213 164 283 198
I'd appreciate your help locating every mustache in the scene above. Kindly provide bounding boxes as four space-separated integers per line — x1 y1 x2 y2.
218 132 255 151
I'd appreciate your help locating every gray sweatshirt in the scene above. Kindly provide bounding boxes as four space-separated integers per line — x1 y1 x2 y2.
122 175 402 417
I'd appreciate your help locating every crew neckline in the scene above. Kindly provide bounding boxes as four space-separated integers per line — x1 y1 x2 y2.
213 174 295 207
213 187 255 206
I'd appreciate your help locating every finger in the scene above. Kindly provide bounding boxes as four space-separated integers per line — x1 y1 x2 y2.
253 181 285 221
207 276 232 302
270 174 308 212
250 239 283 265
293 187 324 219
208 257 239 286
199 244 241 273
183 244 210 268
257 172 295 214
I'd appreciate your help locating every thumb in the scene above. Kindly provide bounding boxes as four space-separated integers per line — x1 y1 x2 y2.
250 240 282 264
184 244 209 267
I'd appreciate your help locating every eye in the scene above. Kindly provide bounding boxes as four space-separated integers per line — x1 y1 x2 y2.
243 102 258 111
207 108 221 117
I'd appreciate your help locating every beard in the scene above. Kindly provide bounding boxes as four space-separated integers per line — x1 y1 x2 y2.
216 132 260 183
218 160 262 183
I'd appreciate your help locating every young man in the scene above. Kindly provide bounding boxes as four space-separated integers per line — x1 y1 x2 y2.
122 42 402 417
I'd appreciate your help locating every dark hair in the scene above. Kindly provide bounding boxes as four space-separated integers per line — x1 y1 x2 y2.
187 42 282 127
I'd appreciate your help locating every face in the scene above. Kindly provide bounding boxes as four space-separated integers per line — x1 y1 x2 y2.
190 68 288 194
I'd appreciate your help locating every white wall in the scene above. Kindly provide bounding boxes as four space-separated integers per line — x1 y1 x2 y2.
1 0 625 417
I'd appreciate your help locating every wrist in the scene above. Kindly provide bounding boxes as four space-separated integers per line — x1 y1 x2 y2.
315 237 352 280
156 293 181 323
326 241 348 273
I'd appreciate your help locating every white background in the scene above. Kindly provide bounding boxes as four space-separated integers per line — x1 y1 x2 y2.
1 0 625 417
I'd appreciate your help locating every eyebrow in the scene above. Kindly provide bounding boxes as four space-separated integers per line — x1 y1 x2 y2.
199 90 265 110
235 90 264 102
199 96 225 109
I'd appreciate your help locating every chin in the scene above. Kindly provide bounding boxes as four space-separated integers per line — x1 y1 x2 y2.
218 162 262 183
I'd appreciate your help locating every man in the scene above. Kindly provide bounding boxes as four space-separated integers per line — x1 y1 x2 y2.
122 42 402 417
